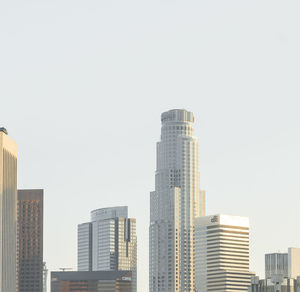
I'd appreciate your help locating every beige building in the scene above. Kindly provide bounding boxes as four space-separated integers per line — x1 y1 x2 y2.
0 128 17 292
195 214 251 292
289 248 300 279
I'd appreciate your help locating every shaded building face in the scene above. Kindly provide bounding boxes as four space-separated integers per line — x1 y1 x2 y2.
18 189 44 292
51 271 132 292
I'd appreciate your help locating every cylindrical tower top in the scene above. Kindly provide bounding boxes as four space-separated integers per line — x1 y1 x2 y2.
161 109 194 124
91 206 128 221
0 127 8 135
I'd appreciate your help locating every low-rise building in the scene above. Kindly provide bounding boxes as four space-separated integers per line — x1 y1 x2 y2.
51 270 132 292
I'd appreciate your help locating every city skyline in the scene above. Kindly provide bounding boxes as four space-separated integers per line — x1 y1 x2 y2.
1 101 299 290
1 1 300 290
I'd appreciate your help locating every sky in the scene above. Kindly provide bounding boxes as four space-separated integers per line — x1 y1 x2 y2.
1 0 300 290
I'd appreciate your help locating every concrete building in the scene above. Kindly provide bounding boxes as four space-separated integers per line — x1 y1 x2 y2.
265 252 288 278
18 189 44 292
194 214 251 292
249 248 300 292
43 262 48 292
0 128 17 292
150 109 206 292
78 206 137 292
248 275 300 292
51 270 133 292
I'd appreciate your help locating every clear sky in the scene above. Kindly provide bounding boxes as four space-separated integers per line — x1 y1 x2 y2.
1 0 300 290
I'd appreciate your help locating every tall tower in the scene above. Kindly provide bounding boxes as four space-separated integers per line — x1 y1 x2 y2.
0 128 17 292
149 109 205 292
18 189 44 292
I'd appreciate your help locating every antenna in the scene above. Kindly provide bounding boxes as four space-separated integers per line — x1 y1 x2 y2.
59 268 73 272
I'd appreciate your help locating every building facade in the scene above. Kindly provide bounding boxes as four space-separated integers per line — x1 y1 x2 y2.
194 214 251 292
265 252 288 278
78 206 137 292
43 262 48 292
51 270 133 292
249 248 300 292
149 109 206 292
18 189 44 292
0 128 17 292
249 275 300 292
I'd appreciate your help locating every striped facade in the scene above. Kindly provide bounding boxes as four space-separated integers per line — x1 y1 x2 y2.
195 214 251 292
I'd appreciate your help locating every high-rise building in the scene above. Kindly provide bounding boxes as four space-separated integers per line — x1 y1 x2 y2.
51 270 133 292
78 223 92 271
0 127 17 292
78 206 137 292
149 109 206 292
265 248 300 280
194 214 251 292
18 189 44 292
265 252 288 278
249 248 300 292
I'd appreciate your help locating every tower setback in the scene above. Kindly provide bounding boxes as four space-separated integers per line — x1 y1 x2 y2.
149 109 206 292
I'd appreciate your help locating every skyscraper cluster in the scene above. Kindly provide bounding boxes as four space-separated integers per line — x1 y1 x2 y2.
1 109 299 292
149 109 253 292
149 109 300 292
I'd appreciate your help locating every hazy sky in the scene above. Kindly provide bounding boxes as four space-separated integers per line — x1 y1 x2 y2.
1 0 300 290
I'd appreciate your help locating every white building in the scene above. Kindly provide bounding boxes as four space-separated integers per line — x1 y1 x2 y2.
149 109 206 292
78 206 137 292
195 214 251 292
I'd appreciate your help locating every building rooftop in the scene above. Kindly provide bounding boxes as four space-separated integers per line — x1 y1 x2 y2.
0 127 8 135
51 270 132 281
161 109 194 124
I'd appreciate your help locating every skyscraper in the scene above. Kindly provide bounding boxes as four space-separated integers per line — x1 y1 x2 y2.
194 214 251 292
149 109 206 292
0 127 17 292
78 206 137 292
265 252 288 279
18 189 44 292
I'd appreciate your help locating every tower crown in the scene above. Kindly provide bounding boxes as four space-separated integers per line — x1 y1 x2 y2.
0 127 8 135
161 109 194 124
